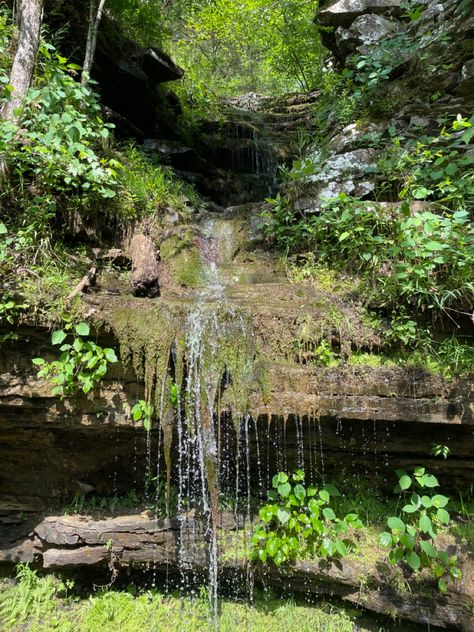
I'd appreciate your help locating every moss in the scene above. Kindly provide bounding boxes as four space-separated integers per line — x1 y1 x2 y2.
160 234 204 288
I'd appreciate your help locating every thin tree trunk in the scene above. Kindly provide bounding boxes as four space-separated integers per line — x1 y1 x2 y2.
81 0 107 87
1 0 44 123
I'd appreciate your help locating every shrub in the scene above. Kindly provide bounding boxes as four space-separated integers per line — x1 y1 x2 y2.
251 470 362 565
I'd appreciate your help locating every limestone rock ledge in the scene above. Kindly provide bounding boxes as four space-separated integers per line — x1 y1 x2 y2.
1 514 472 631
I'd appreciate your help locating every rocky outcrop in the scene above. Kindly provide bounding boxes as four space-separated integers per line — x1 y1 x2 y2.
3 512 473 630
43 1 183 138
289 0 474 216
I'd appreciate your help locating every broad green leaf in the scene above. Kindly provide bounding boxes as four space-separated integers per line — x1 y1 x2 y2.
51 330 67 345
412 186 432 199
104 348 118 363
379 531 392 547
335 540 347 556
278 482 291 498
75 322 90 337
400 533 415 550
32 358 45 365
293 484 306 501
437 508 450 524
431 494 449 508
406 551 421 571
420 540 437 558
322 484 340 497
277 508 290 524
318 489 330 503
419 514 432 533
423 474 439 488
322 507 336 521
272 472 288 487
399 474 412 490
388 517 405 534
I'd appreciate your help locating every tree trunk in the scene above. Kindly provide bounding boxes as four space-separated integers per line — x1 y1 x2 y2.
1 0 44 124
81 0 107 87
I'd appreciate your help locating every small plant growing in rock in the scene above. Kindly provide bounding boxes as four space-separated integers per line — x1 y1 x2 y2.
251 470 363 566
379 467 462 591
33 322 117 398
131 399 154 430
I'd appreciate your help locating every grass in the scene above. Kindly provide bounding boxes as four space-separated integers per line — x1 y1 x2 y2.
0 564 435 632
0 565 357 632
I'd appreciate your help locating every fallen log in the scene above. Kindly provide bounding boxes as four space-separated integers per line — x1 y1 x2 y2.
67 266 97 303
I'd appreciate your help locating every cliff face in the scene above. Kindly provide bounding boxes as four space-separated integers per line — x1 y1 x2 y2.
1 2 474 628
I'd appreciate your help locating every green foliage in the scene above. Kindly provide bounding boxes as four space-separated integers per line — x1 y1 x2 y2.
33 321 118 398
430 444 450 460
63 490 142 515
379 468 462 591
0 35 120 205
116 143 200 221
0 578 356 632
131 399 154 431
172 0 323 96
0 564 67 629
251 470 363 566
264 191 474 316
0 294 26 345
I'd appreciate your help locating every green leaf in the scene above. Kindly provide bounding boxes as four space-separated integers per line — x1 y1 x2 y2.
412 186 432 199
318 489 330 503
388 517 405 534
272 472 288 487
423 474 439 488
143 417 152 431
0 222 7 234
322 507 336 521
75 322 90 337
406 550 421 571
277 508 290 524
399 474 412 490
419 514 432 534
421 496 432 508
379 531 393 547
420 540 437 558
51 330 67 345
400 533 416 550
431 494 449 508
104 348 118 363
293 484 306 501
322 484 340 497
438 578 448 592
437 508 450 524
73 338 83 352
335 540 347 556
32 358 45 366
278 482 291 498
339 231 350 242
402 504 418 514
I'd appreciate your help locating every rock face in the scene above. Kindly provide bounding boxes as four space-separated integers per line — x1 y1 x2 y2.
44 2 183 138
3 512 473 631
287 0 474 217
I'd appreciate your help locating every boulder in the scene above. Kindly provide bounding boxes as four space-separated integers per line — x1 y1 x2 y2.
335 13 400 59
304 148 377 206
